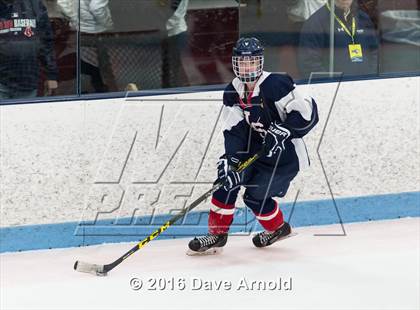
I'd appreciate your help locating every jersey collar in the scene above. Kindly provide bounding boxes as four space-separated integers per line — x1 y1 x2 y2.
232 71 271 99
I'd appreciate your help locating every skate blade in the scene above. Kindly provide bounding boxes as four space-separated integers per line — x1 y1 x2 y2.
271 232 298 244
186 247 224 256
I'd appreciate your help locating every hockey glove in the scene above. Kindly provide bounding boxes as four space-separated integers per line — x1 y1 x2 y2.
263 121 291 158
216 155 242 191
223 170 242 191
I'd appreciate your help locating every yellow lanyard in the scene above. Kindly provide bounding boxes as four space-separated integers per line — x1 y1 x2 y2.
326 2 356 43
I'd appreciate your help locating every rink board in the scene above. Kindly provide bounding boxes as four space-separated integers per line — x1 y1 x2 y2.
1 191 418 252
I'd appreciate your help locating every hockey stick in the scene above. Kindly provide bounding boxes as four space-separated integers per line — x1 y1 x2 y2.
74 150 264 276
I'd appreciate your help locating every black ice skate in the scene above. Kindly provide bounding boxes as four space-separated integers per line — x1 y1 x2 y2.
187 233 228 256
252 222 296 248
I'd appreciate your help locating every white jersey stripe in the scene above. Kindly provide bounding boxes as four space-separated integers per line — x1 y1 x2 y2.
221 105 244 132
274 87 313 121
292 138 310 170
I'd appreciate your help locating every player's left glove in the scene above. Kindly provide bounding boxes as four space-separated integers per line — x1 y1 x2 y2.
263 121 291 158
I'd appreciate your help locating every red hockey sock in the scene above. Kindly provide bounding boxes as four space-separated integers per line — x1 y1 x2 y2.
254 201 284 232
208 197 235 235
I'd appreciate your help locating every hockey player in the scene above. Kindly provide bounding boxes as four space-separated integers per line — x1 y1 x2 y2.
188 37 319 254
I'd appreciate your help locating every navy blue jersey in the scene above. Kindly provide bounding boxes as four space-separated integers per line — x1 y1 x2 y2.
221 71 318 171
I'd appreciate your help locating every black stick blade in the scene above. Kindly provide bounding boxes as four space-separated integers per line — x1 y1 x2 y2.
74 260 108 277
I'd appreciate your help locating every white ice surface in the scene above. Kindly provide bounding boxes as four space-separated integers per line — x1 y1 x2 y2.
1 218 419 310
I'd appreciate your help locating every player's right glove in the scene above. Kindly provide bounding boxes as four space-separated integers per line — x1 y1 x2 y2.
216 155 242 191
263 121 291 158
